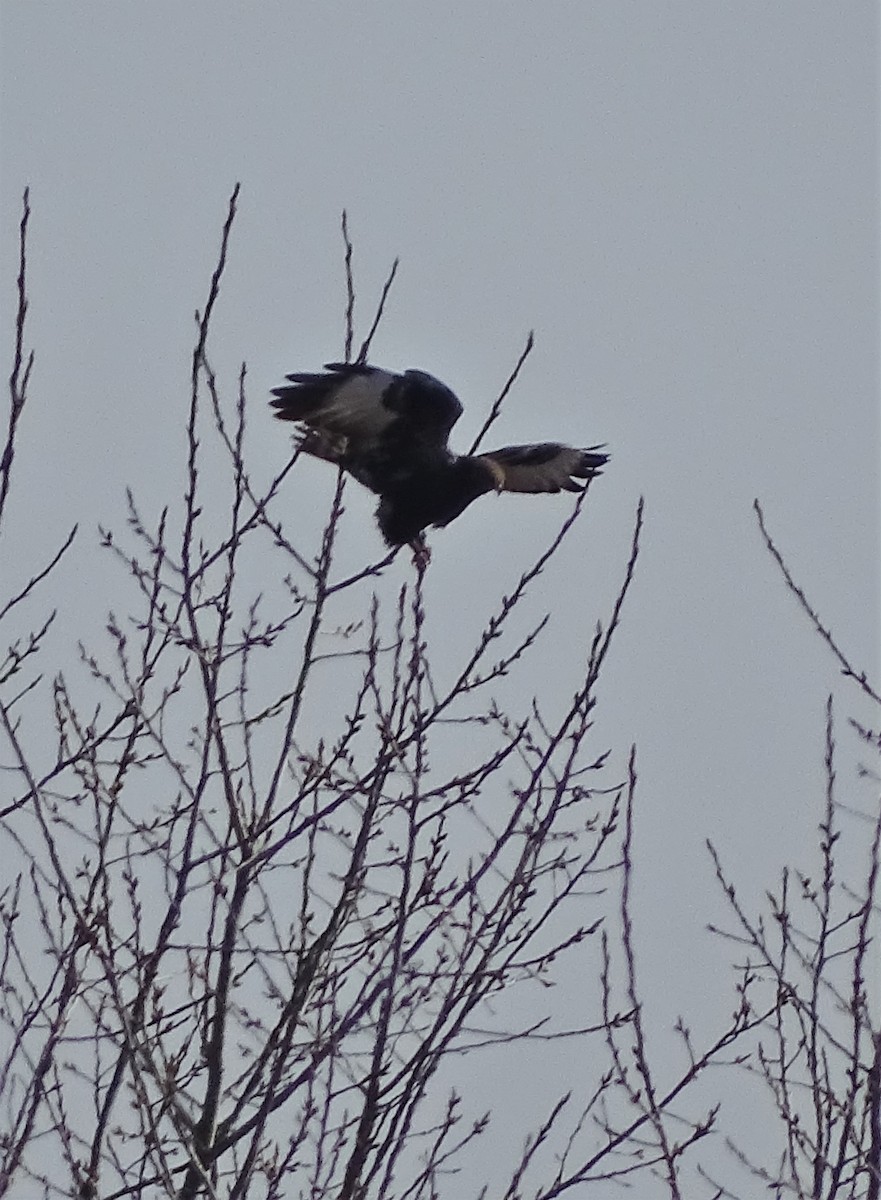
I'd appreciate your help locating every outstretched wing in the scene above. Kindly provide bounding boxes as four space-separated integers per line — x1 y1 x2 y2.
270 362 463 453
270 363 401 441
476 443 609 493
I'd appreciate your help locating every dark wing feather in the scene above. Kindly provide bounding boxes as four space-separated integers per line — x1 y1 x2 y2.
476 443 609 493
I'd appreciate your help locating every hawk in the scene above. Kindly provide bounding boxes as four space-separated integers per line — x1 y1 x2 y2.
270 362 608 555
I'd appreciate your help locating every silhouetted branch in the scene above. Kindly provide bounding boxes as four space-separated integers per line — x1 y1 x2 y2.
467 329 535 456
3 195 876 1200
356 257 400 365
754 498 880 705
1 188 34 526
341 209 355 362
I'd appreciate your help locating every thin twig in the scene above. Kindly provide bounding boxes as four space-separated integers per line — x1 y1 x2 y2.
467 330 535 455
356 257 400 364
341 210 355 362
754 498 881 705
1 188 35 525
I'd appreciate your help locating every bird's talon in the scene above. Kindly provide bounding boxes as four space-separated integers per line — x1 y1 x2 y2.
410 540 431 570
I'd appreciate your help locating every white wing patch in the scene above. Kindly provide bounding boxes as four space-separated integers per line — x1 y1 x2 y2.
306 369 400 438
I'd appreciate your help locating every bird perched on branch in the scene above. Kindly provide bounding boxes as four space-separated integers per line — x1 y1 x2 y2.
270 362 608 558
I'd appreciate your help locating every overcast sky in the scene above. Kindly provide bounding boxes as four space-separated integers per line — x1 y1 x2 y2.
1 3 878 1192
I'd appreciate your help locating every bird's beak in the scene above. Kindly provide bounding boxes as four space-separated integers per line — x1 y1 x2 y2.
486 460 506 492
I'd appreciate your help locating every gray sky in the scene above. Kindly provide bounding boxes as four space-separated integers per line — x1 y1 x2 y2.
1 2 878 1190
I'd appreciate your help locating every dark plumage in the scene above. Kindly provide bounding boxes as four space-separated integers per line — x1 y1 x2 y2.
270 362 608 554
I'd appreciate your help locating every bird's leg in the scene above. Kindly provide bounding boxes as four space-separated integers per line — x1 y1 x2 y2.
409 536 431 570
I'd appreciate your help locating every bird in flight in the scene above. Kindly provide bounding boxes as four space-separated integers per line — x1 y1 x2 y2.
270 362 608 559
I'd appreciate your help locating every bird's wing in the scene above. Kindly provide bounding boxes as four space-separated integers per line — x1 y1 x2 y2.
270 363 463 454
476 443 609 493
270 363 401 440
